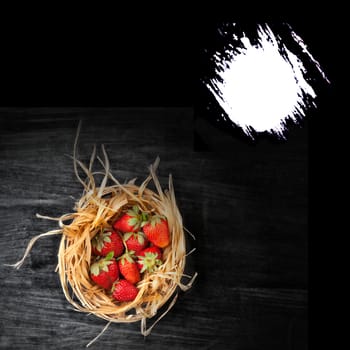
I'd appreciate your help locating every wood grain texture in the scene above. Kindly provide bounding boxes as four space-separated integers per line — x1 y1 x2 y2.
0 108 307 349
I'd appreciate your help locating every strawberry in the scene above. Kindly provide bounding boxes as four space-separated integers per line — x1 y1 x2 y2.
91 229 124 258
112 279 139 302
123 231 148 255
142 215 170 248
118 251 140 284
113 205 145 233
90 252 119 290
137 246 163 273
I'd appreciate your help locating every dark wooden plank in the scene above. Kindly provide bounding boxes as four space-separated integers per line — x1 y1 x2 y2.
0 108 307 349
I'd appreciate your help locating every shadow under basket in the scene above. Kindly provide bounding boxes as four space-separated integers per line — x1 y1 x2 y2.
11 152 197 345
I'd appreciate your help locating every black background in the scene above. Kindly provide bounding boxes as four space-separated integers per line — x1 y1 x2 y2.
0 13 338 350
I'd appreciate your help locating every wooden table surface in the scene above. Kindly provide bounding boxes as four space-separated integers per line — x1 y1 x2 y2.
0 107 308 349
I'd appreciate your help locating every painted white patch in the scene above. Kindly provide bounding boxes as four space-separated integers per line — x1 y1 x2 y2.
205 24 329 138
289 27 330 84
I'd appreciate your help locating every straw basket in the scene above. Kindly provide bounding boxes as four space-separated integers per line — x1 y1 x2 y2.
11 141 197 344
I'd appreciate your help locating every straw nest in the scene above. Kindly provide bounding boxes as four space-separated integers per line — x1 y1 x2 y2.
11 138 197 341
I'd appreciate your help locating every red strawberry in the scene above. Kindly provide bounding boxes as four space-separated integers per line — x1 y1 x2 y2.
92 229 124 257
112 279 139 302
137 246 163 273
113 205 144 233
142 215 170 248
123 231 148 255
118 251 140 284
90 252 119 290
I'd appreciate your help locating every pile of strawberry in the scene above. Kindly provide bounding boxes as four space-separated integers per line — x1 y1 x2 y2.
89 205 170 302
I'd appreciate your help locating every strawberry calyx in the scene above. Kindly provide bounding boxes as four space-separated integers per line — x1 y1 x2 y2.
140 211 149 226
125 205 144 230
123 231 146 245
117 250 136 265
92 228 112 253
137 251 162 273
90 251 115 276
143 214 166 228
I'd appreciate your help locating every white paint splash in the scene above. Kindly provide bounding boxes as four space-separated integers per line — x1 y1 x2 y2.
205 24 329 138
